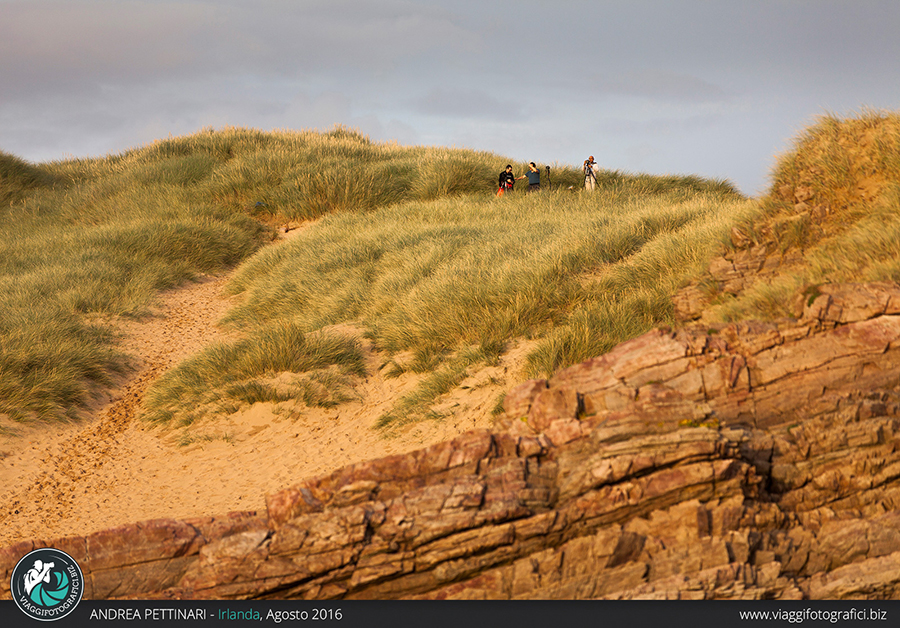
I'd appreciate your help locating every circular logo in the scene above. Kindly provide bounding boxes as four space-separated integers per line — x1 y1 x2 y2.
10 548 84 621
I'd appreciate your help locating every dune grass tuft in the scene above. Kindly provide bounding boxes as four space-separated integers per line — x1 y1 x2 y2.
705 110 900 322
141 325 366 426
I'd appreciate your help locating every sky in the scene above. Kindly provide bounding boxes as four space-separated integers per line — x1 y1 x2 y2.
2 1 900 195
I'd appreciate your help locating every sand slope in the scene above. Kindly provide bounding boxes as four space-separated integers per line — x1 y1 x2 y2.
0 235 524 546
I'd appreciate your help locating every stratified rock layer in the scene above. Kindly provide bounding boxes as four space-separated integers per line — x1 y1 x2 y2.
3 282 900 600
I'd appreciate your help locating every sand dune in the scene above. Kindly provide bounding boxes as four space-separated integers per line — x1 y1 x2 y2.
0 232 525 546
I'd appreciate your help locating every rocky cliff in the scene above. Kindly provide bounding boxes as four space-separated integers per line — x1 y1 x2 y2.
3 281 900 600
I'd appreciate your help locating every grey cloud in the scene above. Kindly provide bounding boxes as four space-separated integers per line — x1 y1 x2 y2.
412 88 522 120
281 0 477 58
3 0 900 196
243 0 483 85
0 0 479 101
588 70 730 103
601 111 727 136
0 1 232 97
282 91 353 130
279 88 420 145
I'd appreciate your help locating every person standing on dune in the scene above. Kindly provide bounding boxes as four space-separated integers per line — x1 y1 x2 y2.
498 164 516 196
583 156 598 191
517 162 542 192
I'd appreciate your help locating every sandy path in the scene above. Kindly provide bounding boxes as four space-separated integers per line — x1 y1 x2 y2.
0 275 241 544
0 248 522 546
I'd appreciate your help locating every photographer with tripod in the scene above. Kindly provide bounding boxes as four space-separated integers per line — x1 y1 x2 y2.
583 156 598 191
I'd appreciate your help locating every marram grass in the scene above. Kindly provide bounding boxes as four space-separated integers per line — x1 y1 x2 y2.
0 126 510 424
0 165 267 423
141 324 366 427
705 110 900 322
4 123 754 430
9 114 900 433
210 184 753 428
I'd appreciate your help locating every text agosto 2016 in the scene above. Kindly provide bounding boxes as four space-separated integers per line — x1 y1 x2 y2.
267 608 343 623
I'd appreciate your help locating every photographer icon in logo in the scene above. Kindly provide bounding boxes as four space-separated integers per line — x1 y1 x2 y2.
11 548 84 621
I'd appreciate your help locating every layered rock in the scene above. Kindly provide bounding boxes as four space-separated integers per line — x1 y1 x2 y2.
3 282 900 600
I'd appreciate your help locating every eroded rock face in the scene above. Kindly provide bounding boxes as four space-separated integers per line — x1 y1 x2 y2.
3 282 900 600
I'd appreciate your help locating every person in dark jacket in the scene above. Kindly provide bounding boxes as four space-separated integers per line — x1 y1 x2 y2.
498 164 516 195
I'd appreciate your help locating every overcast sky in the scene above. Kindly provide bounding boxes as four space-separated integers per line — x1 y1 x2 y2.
2 0 900 195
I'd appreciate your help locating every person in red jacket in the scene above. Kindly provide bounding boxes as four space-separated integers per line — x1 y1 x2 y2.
497 164 516 195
